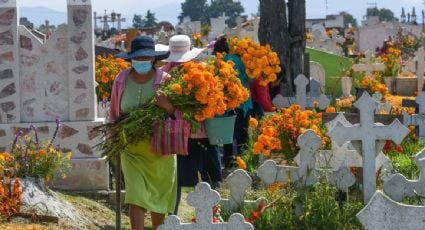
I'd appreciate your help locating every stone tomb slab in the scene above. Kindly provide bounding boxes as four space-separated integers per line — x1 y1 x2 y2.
52 156 109 191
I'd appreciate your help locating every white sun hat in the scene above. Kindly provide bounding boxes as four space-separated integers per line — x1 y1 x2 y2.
163 35 206 62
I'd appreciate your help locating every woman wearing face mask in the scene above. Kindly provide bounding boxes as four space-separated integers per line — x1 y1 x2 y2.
109 36 176 230
160 35 223 215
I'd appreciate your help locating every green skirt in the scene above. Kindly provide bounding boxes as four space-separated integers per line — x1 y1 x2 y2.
121 139 177 214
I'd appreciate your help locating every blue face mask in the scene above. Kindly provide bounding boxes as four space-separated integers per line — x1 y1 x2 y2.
132 60 152 74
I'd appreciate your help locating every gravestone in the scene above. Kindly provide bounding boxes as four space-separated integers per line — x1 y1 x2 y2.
220 169 267 212
209 13 228 40
402 91 425 140
352 62 385 77
383 148 425 202
257 130 355 191
357 191 425 230
328 92 410 203
312 113 389 172
179 17 201 35
158 182 254 230
0 0 108 190
416 48 425 93
309 61 325 94
272 75 330 110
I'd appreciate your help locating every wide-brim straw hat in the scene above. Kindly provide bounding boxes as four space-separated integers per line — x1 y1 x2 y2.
163 35 206 62
116 35 170 60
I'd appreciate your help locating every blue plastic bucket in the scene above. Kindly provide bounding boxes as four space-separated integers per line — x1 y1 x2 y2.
204 115 236 145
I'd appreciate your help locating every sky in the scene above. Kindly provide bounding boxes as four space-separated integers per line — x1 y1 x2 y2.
15 0 425 26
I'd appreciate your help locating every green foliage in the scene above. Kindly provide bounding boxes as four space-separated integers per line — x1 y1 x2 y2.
220 180 363 229
340 11 357 27
207 0 245 27
178 0 245 27
386 140 425 180
144 10 157 27
366 7 398 22
132 14 144 28
178 0 209 23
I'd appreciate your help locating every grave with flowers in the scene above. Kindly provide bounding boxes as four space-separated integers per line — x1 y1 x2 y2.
0 0 108 192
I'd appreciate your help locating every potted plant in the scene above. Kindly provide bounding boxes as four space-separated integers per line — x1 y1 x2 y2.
396 72 418 96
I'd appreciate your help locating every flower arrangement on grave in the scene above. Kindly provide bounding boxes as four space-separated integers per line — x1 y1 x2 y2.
306 32 313 42
0 175 22 221
398 72 416 78
97 56 249 159
95 54 130 101
192 32 204 48
242 105 330 171
8 121 72 184
334 96 355 111
379 42 401 77
396 33 421 60
228 37 282 86
355 76 388 96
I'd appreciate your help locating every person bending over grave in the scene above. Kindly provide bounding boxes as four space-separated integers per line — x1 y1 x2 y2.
213 35 253 168
161 35 223 215
109 36 176 230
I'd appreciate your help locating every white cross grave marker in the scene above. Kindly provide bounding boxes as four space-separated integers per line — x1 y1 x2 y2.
272 75 330 110
383 148 425 202
257 130 355 191
328 92 410 203
403 91 425 140
220 169 267 212
158 182 254 230
295 74 309 110
352 52 385 77
356 191 425 230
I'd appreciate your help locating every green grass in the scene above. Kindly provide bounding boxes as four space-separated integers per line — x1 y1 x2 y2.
307 48 351 97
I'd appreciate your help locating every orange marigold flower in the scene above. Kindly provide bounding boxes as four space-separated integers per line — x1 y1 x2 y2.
236 156 246 170
249 117 258 128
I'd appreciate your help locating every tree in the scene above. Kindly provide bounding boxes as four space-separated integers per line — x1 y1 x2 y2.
178 0 209 23
144 10 157 27
367 7 398 22
207 0 245 27
132 14 144 28
259 0 306 94
340 11 357 27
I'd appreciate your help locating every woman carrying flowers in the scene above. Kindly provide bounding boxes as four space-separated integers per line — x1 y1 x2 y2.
109 36 176 230
213 35 253 168
160 35 223 215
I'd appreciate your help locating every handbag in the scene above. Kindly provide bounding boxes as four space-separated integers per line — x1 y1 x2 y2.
151 118 190 156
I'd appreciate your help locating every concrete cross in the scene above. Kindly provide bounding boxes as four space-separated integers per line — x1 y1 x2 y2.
279 74 330 110
158 182 254 230
402 91 425 140
295 74 309 110
372 92 392 114
356 191 425 230
257 130 355 191
352 62 385 77
416 47 425 93
383 148 425 202
220 169 266 212
328 92 410 203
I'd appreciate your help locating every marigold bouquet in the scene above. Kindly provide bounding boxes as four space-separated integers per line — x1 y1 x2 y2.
379 42 401 77
355 76 388 96
242 105 330 169
228 37 281 86
9 122 72 183
95 54 130 101
97 55 249 159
